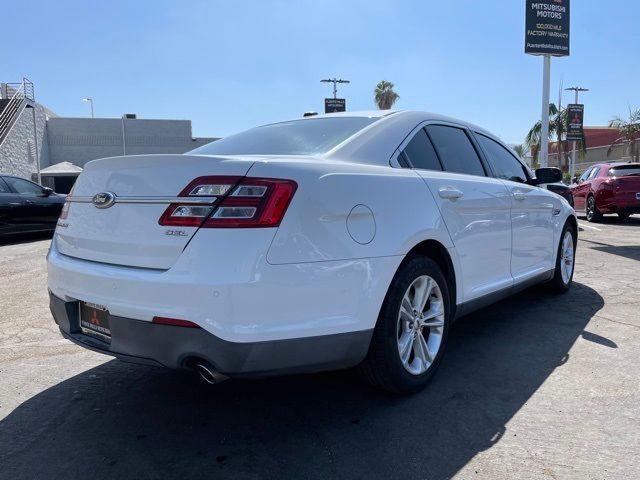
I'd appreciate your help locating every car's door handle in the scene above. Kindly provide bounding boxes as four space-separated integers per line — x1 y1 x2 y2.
24 199 34 204
513 191 526 201
438 187 464 200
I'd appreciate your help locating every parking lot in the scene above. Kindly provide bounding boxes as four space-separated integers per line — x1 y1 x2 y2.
0 217 639 480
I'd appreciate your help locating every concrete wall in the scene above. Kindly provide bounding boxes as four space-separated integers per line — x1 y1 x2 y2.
46 118 214 167
548 143 631 174
0 102 50 178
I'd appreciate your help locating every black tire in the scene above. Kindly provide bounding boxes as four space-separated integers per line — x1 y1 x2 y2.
618 212 631 220
586 195 602 223
358 255 451 394
548 223 576 294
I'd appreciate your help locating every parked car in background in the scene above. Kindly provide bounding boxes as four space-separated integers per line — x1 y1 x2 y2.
0 175 65 237
570 163 640 222
47 111 577 394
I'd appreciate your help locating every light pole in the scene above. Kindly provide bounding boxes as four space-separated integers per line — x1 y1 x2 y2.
320 78 350 99
565 86 589 179
82 97 94 118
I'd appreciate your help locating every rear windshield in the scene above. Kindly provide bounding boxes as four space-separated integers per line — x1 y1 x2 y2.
609 166 640 177
189 117 379 156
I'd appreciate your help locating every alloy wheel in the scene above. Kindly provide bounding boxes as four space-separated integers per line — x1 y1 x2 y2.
560 230 574 284
396 275 445 375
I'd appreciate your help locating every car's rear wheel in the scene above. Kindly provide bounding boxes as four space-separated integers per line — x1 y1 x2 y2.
586 195 602 223
359 255 450 394
548 223 576 294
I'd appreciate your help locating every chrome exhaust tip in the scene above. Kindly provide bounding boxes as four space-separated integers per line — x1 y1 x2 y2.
195 363 228 385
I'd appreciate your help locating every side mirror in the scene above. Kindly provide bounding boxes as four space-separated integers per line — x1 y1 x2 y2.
41 187 54 197
534 167 562 185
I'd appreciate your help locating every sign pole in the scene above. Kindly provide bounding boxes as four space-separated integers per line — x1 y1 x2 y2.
540 54 551 168
571 88 578 178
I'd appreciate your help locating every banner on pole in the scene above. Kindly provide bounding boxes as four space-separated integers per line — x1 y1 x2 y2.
566 104 584 141
525 0 570 56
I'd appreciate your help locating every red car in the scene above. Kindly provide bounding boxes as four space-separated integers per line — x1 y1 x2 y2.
571 163 640 222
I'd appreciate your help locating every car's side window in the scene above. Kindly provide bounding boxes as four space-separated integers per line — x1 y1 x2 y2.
476 134 529 183
401 128 442 171
425 125 486 177
4 177 42 195
578 168 592 183
0 178 11 194
588 167 600 180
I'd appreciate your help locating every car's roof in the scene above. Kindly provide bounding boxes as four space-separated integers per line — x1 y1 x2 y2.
315 110 492 134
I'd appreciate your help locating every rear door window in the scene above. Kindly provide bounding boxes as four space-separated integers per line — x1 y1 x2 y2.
4 177 43 195
425 125 486 177
476 134 529 183
401 128 442 171
0 177 11 193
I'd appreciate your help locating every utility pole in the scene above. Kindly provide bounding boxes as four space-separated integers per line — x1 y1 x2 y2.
320 78 350 99
565 86 588 179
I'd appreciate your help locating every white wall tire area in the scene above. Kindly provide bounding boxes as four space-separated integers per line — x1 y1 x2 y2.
358 255 451 394
548 223 576 294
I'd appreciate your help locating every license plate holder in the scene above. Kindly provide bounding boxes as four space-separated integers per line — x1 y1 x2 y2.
79 302 111 343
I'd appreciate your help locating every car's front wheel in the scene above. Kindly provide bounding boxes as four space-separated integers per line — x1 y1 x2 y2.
359 255 450 394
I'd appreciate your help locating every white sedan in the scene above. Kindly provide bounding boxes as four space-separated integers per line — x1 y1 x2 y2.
47 111 576 394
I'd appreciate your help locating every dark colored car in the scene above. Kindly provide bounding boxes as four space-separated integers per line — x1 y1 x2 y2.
570 163 640 222
546 182 574 207
0 175 65 236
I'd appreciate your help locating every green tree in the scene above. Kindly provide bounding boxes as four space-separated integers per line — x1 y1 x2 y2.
512 144 527 159
607 108 640 163
374 80 400 110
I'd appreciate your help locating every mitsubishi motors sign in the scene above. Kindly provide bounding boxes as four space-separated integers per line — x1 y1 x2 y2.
525 0 570 56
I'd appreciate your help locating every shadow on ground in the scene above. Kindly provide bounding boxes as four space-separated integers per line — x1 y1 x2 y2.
0 283 604 480
0 231 53 247
580 238 640 261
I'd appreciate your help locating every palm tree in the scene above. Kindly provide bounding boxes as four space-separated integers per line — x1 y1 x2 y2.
525 103 585 169
374 80 399 110
607 108 640 163
512 144 527 159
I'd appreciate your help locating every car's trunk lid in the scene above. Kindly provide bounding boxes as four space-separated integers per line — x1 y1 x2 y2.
56 154 255 269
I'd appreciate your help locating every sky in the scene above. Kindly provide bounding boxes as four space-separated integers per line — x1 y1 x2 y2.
2 0 639 145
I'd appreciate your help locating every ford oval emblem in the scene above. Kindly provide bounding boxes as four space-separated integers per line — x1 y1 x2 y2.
92 191 116 209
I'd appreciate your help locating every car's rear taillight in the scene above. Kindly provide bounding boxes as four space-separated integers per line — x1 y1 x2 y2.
158 176 297 228
59 201 70 220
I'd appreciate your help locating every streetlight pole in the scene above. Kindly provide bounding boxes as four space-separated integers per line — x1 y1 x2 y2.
565 86 589 179
82 97 94 118
320 78 350 99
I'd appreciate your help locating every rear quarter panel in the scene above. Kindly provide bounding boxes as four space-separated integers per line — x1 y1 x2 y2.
247 159 454 265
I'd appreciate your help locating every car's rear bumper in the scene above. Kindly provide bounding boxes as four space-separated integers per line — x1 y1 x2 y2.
50 292 372 376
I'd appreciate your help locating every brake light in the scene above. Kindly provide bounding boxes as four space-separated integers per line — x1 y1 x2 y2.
158 176 297 228
59 201 70 220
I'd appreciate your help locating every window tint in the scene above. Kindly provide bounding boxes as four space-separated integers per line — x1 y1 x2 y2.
588 167 600 179
189 117 379 156
0 178 11 194
401 128 442 171
578 168 592 183
476 134 528 183
609 166 640 177
4 177 42 195
425 125 485 177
